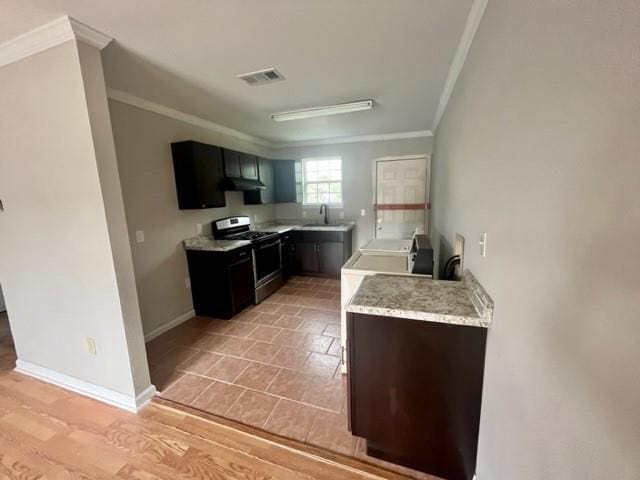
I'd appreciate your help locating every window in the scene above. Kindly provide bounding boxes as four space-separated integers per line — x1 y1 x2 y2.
302 157 342 205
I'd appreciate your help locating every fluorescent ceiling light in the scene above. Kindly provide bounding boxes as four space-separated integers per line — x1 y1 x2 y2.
270 100 374 122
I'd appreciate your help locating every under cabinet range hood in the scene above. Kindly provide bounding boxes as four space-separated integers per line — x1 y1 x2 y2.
221 177 266 191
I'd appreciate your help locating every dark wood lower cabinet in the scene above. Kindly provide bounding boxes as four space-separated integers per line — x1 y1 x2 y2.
186 247 254 319
292 230 353 278
347 312 487 480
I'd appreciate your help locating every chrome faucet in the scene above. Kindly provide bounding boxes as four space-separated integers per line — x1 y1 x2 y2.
319 204 329 224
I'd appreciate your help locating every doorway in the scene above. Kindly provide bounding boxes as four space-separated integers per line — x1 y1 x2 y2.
374 155 431 239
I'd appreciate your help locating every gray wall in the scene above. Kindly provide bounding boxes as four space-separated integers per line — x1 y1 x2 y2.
0 40 149 398
109 100 276 336
430 1 640 478
273 136 433 249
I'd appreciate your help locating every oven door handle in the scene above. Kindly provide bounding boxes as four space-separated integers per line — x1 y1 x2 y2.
256 240 280 250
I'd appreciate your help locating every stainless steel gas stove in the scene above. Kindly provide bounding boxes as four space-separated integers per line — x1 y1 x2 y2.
212 216 283 303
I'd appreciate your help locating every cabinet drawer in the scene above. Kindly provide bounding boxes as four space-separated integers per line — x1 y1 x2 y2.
299 231 345 243
227 247 251 263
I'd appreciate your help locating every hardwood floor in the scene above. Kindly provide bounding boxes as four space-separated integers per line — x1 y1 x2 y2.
0 311 430 479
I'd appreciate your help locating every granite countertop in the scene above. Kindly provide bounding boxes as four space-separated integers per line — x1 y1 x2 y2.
183 236 250 252
346 271 493 328
254 219 355 233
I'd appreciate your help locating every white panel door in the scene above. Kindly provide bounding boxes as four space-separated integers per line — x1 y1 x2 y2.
375 157 429 239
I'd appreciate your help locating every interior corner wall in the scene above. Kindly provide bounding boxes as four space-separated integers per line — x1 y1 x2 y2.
0 40 146 398
429 1 640 478
272 136 433 249
108 100 276 337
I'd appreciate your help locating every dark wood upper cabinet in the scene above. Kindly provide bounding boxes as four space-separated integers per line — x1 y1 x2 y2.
222 148 258 180
222 149 243 178
273 159 301 203
241 154 259 180
243 157 274 205
171 141 226 209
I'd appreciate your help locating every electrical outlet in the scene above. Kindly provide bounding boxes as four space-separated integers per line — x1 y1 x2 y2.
196 223 203 235
185 277 191 289
360 209 366 216
302 211 308 218
86 337 97 355
479 232 487 257
339 211 345 219
135 230 145 243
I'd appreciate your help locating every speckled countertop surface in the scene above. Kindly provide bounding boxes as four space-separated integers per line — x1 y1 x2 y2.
183 236 250 252
346 271 493 328
254 220 355 233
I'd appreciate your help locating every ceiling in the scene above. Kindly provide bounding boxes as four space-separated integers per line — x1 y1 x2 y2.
1 0 473 143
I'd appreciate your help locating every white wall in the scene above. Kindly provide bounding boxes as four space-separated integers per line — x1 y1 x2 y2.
429 1 640 478
0 40 150 399
109 100 276 336
273 137 433 248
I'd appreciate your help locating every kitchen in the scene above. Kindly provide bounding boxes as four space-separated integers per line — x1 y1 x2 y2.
1 2 637 480
132 125 493 480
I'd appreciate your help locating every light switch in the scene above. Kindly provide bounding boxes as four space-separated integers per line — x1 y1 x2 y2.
135 230 145 243
479 232 487 257
196 223 203 235
86 337 97 355
360 209 366 216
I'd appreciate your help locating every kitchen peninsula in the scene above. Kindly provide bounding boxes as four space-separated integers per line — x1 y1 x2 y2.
345 272 493 480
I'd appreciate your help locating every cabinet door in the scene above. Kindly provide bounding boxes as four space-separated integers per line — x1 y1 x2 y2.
223 149 242 177
348 312 487 480
273 159 299 203
318 241 344 277
171 141 226 209
228 255 254 313
241 154 259 180
294 242 319 274
258 157 274 202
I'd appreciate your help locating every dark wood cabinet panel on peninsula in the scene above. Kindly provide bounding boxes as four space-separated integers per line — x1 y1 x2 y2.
293 230 352 278
347 312 487 480
171 141 226 209
186 247 254 319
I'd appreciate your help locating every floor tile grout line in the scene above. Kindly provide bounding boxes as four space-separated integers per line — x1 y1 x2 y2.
261 397 282 430
189 378 216 406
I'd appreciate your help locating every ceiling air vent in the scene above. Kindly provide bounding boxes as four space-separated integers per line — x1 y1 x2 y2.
237 68 285 86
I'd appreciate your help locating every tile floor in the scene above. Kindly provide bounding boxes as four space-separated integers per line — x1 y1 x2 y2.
147 276 431 479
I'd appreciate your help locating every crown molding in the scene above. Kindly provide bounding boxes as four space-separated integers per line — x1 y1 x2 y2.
432 0 488 132
68 17 113 49
271 130 433 149
107 88 274 148
0 15 112 69
107 87 432 149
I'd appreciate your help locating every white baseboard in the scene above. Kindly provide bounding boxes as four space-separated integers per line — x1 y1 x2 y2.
15 359 156 413
144 309 195 342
